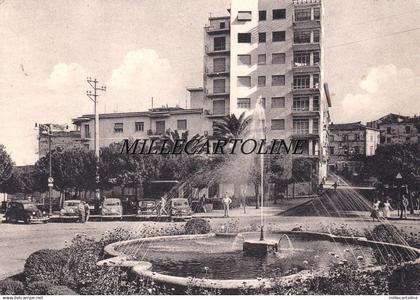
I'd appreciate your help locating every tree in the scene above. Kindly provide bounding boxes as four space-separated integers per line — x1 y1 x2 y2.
0 144 13 191
213 112 252 140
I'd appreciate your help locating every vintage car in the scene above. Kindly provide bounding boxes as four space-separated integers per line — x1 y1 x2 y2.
101 198 123 220
137 198 158 216
59 200 83 221
4 201 49 224
169 198 192 220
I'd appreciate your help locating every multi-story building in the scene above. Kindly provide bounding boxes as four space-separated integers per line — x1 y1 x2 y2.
72 107 213 150
367 113 420 145
328 122 380 174
38 125 83 158
203 0 331 182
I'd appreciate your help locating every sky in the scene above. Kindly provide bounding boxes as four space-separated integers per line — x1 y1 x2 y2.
0 0 420 165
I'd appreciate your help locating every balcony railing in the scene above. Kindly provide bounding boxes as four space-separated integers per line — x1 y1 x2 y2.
205 45 230 55
205 24 230 33
293 0 321 5
292 82 320 90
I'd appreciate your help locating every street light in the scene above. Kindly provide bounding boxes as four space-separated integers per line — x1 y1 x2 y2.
395 173 403 219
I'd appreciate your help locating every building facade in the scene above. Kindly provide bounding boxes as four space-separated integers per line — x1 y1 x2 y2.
328 122 380 174
38 125 83 158
202 0 331 182
72 107 214 150
367 113 420 145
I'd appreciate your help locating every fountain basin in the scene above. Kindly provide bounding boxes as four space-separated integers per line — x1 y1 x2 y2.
243 239 278 255
100 231 420 291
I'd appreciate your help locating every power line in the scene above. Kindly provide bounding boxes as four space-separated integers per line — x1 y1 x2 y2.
326 26 420 49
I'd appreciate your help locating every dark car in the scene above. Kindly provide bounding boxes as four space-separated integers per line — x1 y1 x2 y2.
169 198 192 220
4 201 49 224
137 198 158 216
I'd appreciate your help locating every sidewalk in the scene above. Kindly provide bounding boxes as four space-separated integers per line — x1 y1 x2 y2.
193 206 284 218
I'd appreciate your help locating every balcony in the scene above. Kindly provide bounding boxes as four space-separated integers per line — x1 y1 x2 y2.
292 61 320 73
205 66 230 77
290 129 320 139
205 24 230 35
205 45 230 56
291 108 320 117
291 83 320 95
147 129 168 137
293 42 320 52
293 0 321 5
205 87 230 98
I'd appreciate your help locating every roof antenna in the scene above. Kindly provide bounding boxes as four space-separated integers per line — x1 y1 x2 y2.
151 97 154 109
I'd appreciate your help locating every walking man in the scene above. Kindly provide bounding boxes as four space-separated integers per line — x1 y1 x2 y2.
78 200 85 223
223 193 232 218
84 201 90 222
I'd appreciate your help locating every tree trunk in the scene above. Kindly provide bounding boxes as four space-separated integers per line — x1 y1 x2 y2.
255 183 259 209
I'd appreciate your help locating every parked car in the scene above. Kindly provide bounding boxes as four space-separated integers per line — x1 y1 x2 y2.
169 198 192 220
137 198 158 216
59 200 83 221
101 198 123 220
4 201 49 224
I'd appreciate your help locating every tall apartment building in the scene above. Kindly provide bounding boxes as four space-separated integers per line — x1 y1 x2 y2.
202 0 332 182
38 125 83 158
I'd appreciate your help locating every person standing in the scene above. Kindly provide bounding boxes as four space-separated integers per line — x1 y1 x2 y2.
401 194 409 219
78 201 86 223
160 197 168 216
240 188 247 214
84 201 90 222
370 200 381 221
222 193 232 218
382 198 393 219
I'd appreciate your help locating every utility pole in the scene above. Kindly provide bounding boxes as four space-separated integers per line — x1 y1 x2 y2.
86 78 106 202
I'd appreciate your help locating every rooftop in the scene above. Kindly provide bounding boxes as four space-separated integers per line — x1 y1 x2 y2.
329 122 379 132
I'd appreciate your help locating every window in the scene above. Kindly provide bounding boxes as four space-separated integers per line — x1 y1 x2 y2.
272 97 285 108
135 122 144 132
273 31 286 42
329 147 335 155
294 51 310 66
177 120 187 130
272 119 285 130
258 54 266 65
294 30 311 43
156 121 165 134
313 74 320 88
387 127 391 134
237 98 251 109
353 146 360 154
238 11 252 21
293 96 309 111
313 95 320 110
314 8 321 20
313 51 320 65
213 58 226 72
213 100 225 115
114 123 124 133
295 8 311 21
238 54 251 65
238 76 251 87
313 30 320 43
293 75 310 89
258 76 266 87
313 118 319 134
220 22 226 29
405 126 411 134
293 119 309 134
214 37 226 51
238 33 252 43
259 10 267 21
259 32 266 43
273 9 286 20
84 124 90 138
272 75 285 86
386 137 391 143
354 134 360 141
213 79 226 93
272 53 286 64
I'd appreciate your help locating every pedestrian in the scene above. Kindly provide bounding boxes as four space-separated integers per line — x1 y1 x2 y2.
401 194 409 219
160 197 168 216
222 193 232 217
382 198 393 219
84 200 90 222
78 200 86 223
370 200 381 221
240 189 247 214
